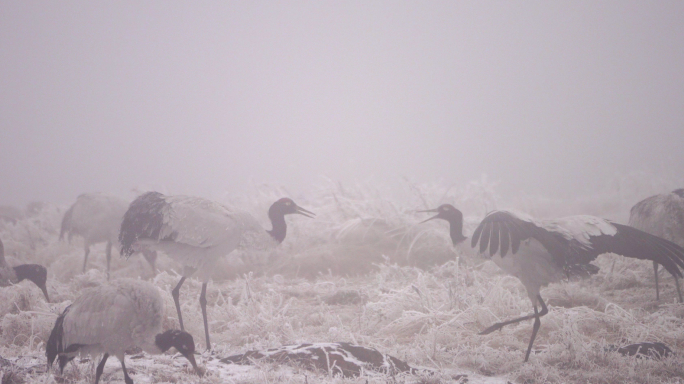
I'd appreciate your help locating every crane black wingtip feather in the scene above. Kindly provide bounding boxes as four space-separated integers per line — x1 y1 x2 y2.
46 306 70 368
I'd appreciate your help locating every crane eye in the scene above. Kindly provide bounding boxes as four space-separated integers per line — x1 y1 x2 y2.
285 201 292 206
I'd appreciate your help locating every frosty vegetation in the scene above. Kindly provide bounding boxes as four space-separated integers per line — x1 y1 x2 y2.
1 174 684 383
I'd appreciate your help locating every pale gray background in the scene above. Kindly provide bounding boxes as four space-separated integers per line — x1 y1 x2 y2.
2 1 683 205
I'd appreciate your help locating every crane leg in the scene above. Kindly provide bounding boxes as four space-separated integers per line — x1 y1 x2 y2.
142 250 158 276
653 262 660 301
479 293 544 335
200 282 211 351
172 276 188 331
675 274 683 303
120 358 133 384
106 241 112 281
523 295 548 362
82 246 90 273
479 294 549 337
94 353 109 384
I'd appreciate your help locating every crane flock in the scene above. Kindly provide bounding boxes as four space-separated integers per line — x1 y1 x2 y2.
1 187 682 382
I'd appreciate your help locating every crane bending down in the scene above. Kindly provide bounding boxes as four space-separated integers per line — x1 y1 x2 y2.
629 189 684 302
0 238 50 302
119 192 314 350
421 206 684 362
60 193 157 279
46 278 202 384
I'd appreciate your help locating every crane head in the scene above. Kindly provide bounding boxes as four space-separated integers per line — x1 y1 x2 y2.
418 204 462 223
269 198 315 219
156 330 204 377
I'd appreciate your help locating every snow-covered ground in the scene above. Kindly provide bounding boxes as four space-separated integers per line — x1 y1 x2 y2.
2 178 683 383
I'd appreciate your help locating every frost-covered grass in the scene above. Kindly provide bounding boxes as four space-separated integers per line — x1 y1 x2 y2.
1 175 684 383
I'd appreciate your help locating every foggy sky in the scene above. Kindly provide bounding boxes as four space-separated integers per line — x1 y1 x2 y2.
2 1 683 206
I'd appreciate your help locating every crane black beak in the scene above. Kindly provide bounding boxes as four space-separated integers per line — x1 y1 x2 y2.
295 206 315 218
418 208 441 223
40 285 50 303
184 353 203 377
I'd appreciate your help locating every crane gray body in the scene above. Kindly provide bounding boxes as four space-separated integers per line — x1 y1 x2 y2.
629 189 684 301
61 193 156 279
46 278 201 383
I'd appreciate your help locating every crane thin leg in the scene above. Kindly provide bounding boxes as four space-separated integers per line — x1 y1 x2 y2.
676 275 683 303
653 261 660 301
121 358 133 384
105 241 112 280
479 293 547 335
200 282 211 351
524 295 548 362
172 276 188 331
94 353 109 384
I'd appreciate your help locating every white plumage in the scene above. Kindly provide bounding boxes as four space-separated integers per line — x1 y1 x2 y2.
119 192 314 350
60 193 157 279
629 189 684 302
422 205 684 362
0 238 50 302
46 278 201 384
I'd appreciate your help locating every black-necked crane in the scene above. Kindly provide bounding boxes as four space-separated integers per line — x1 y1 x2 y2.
0 238 50 302
119 191 314 351
421 207 684 362
46 278 202 384
61 193 157 279
629 189 684 302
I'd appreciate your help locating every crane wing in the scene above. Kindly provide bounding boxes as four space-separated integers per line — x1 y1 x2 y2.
588 223 684 278
471 211 602 274
159 195 247 248
120 192 266 257
473 211 684 279
61 280 163 350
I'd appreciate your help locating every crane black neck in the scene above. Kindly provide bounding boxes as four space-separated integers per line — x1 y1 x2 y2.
267 215 287 243
440 215 467 246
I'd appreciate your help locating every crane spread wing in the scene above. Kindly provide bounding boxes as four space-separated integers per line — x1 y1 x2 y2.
472 211 607 275
472 210 684 279
589 223 684 278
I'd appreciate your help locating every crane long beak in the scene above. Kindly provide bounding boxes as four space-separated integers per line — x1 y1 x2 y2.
295 206 315 218
40 285 50 303
184 353 204 377
418 208 440 223
419 214 441 224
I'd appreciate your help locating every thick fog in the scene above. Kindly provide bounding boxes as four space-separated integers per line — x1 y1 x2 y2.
1 1 683 206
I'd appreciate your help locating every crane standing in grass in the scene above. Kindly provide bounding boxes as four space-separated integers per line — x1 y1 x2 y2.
0 238 50 302
628 189 684 302
60 193 157 279
119 192 314 350
421 206 684 362
46 278 202 384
